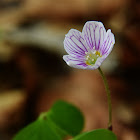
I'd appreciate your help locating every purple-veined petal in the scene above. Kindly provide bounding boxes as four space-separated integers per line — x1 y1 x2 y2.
82 21 106 51
63 55 88 69
100 29 115 57
94 55 106 68
64 29 88 58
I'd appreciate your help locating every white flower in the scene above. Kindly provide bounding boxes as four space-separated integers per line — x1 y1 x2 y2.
63 21 115 70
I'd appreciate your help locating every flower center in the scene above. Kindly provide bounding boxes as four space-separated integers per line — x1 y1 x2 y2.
85 50 101 65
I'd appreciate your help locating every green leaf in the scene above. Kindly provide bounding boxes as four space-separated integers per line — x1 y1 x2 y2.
13 119 61 140
47 100 84 136
73 129 117 140
46 115 67 138
13 100 84 140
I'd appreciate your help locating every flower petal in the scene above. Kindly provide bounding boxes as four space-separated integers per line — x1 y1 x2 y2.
64 29 88 58
100 29 115 57
82 21 106 51
95 55 106 68
63 55 87 69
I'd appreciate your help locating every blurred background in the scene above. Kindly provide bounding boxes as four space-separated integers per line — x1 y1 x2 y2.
0 0 140 139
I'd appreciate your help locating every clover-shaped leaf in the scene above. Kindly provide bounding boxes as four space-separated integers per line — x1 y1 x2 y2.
13 100 84 140
13 119 61 140
47 100 84 136
73 129 117 140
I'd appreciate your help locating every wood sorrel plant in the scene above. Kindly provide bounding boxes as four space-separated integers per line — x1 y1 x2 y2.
13 21 117 140
63 21 115 130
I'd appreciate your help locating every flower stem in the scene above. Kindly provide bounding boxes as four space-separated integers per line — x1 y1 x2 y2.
98 67 112 131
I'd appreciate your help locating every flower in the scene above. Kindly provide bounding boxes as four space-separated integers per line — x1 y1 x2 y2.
63 21 115 70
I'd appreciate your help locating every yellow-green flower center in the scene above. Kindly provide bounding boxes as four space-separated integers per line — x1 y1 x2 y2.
85 50 101 65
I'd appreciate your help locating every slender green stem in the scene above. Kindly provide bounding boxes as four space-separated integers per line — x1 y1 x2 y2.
98 67 112 130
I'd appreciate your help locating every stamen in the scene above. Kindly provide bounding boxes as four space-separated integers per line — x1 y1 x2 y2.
85 50 102 66
93 51 96 54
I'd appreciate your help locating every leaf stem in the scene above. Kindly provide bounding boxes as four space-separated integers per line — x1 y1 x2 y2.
98 67 112 131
